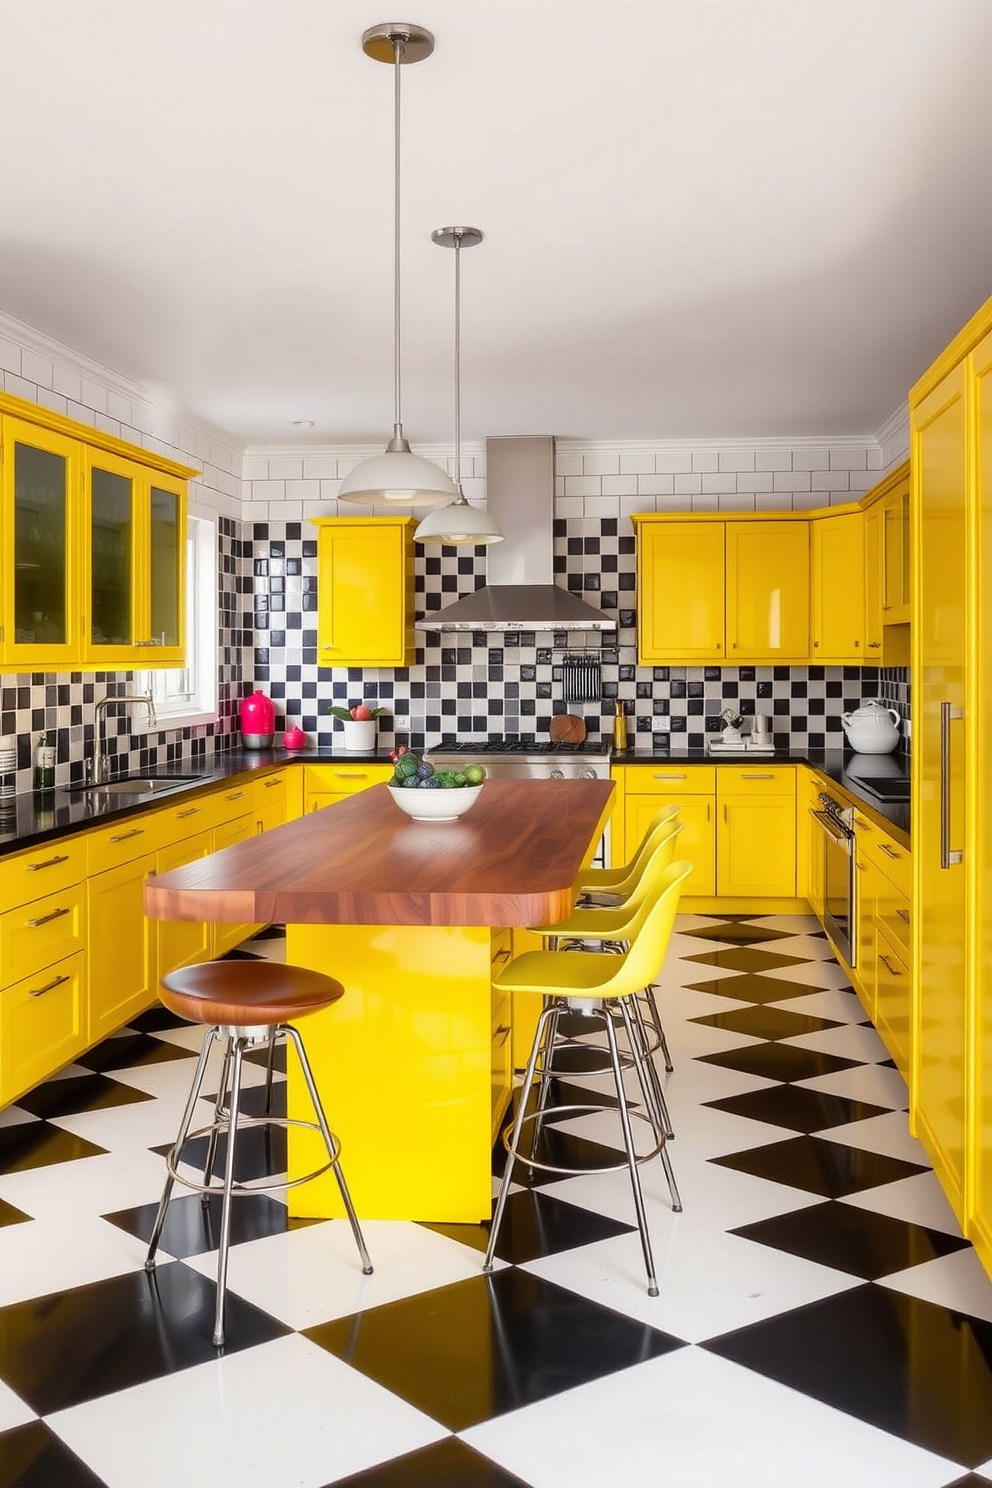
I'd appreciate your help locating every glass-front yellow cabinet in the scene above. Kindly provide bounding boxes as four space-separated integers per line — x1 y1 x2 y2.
1 418 81 670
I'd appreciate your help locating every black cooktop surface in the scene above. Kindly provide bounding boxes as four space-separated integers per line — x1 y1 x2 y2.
431 738 610 756
849 775 911 802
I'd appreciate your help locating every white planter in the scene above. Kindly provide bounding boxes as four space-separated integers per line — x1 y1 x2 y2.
341 719 376 752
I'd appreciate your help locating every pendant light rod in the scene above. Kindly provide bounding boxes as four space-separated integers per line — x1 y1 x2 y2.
390 32 404 447
432 226 483 487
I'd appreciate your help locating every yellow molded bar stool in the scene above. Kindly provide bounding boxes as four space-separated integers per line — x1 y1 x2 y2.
485 861 692 1296
575 803 680 905
531 819 686 1131
145 959 373 1346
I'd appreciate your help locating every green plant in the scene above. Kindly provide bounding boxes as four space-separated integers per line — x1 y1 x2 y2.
328 703 389 722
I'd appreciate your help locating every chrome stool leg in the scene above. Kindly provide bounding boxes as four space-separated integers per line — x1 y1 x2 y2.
484 1005 556 1275
644 983 674 1073
264 1028 277 1115
201 1038 232 1204
213 1034 247 1347
619 997 682 1214
283 1024 373 1276
605 1001 659 1295
146 1029 219 1269
630 995 675 1139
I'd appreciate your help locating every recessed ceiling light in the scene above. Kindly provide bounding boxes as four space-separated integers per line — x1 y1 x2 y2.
291 418 315 428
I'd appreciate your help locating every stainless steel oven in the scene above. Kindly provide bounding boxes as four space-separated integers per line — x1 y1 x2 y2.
810 790 856 967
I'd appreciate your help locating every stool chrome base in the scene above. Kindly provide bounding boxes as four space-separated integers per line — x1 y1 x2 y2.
146 1020 372 1346
484 993 682 1297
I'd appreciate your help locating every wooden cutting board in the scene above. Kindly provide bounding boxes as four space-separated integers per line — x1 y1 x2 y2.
549 713 587 745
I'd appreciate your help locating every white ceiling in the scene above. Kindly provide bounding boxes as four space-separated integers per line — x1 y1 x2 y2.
3 0 992 448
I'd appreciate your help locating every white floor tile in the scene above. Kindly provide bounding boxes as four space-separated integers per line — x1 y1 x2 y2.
462 1347 960 1488
184 1218 497 1330
0 1376 36 1433
0 1216 148 1308
797 1061 910 1111
524 1224 859 1342
782 1022 891 1064
880 1247 992 1322
751 915 823 935
0 1105 39 1131
841 1172 965 1238
759 958 856 990
48 1332 447 1488
818 1110 931 1165
761 932 840 959
0 1149 167 1222
769 988 869 1024
50 1094 216 1152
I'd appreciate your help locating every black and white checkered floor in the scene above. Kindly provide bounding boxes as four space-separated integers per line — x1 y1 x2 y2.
3 915 992 1488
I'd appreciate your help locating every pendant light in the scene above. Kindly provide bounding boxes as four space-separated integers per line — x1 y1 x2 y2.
338 24 458 508
415 227 504 545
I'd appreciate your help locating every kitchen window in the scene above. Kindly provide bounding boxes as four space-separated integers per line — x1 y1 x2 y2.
135 509 217 728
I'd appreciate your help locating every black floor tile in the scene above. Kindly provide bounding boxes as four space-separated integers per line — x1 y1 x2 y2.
425 1188 635 1266
75 1032 194 1074
491 1122 625 1186
127 1005 187 1034
681 946 809 974
0 1262 290 1415
683 973 825 1004
731 1199 970 1278
712 1135 928 1197
152 1123 287 1184
0 1122 106 1174
689 1004 841 1041
327 1435 533 1487
105 1191 292 1258
231 1078 287 1118
704 1285 992 1468
696 1042 857 1083
243 1042 287 1073
681 923 797 946
703 1084 890 1133
0 1196 31 1228
14 1071 154 1120
0 1420 110 1488
305 1268 684 1432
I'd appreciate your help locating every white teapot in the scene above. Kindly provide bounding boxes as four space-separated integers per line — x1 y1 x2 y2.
841 701 901 755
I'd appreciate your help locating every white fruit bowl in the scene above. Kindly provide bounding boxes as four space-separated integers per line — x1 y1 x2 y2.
387 783 483 822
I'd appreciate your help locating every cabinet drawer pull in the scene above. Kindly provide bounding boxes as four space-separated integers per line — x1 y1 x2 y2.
26 906 71 928
706 802 711 822
26 854 70 872
878 953 903 977
493 1023 511 1046
334 772 367 780
652 773 686 780
109 828 144 843
741 773 774 780
492 947 512 964
29 972 70 998
878 843 901 860
854 817 872 830
868 641 881 648
896 908 910 924
175 807 202 820
263 778 282 789
225 791 247 801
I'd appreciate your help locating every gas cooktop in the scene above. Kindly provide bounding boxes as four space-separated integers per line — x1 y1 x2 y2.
430 738 610 756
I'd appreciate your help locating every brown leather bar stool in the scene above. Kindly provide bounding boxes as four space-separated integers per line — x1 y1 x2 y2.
145 959 373 1346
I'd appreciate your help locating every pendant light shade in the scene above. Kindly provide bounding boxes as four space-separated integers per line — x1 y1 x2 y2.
339 24 458 509
415 227 503 546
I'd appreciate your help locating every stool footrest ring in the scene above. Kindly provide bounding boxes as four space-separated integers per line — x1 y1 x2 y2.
166 1114 342 1197
502 1102 666 1177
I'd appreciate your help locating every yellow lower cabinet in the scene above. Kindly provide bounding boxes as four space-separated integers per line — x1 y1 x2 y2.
87 851 158 1043
852 848 882 1020
155 828 215 979
0 952 86 1106
212 813 261 956
621 766 716 897
799 768 824 914
875 921 911 1079
0 884 85 988
304 762 393 812
715 768 797 898
491 987 513 1144
254 769 290 833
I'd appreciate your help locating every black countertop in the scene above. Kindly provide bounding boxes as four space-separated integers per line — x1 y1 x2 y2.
0 744 911 859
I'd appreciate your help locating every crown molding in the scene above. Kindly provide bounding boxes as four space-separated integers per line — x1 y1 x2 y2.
874 401 909 455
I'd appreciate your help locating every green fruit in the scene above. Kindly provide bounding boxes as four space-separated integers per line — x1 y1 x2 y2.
395 756 419 780
453 771 467 787
463 763 486 785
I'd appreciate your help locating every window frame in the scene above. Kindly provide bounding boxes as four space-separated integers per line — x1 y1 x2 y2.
135 506 218 729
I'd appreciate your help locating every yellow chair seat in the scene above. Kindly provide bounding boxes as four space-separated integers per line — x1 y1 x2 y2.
531 819 684 942
576 804 679 898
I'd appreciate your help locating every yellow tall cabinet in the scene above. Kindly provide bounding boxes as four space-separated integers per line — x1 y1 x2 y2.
910 295 992 1265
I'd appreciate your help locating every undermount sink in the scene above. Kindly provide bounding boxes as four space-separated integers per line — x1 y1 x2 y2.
77 774 204 796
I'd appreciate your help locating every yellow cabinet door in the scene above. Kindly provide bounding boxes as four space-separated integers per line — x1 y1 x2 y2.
875 920 911 1080
852 848 882 1021
716 795 796 898
811 511 865 663
304 763 393 813
882 475 912 623
82 452 186 669
863 500 884 660
912 361 968 1221
87 852 157 1043
314 517 416 667
624 791 715 897
0 417 82 671
0 953 86 1106
726 520 810 661
633 518 726 664
155 828 214 979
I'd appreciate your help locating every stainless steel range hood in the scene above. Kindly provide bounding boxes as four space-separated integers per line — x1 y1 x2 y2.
416 436 615 632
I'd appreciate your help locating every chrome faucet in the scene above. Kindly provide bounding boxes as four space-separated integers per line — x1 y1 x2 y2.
88 692 158 784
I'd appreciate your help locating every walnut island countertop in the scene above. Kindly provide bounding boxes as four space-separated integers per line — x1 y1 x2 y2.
144 777 614 928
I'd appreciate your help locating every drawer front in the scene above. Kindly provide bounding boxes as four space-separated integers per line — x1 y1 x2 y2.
716 766 796 796
157 794 217 843
86 813 162 874
876 876 911 960
854 814 912 899
874 922 911 1077
0 951 86 1106
211 783 255 825
0 839 86 912
1 884 86 988
305 764 393 801
620 765 717 796
254 770 288 812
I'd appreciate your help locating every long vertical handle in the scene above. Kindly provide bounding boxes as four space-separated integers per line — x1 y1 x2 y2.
940 700 963 868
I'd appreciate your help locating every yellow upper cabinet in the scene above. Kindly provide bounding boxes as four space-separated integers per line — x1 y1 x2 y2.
0 392 196 674
863 498 884 658
882 470 912 624
810 510 865 664
725 520 809 661
83 450 187 668
633 518 725 663
313 517 416 668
